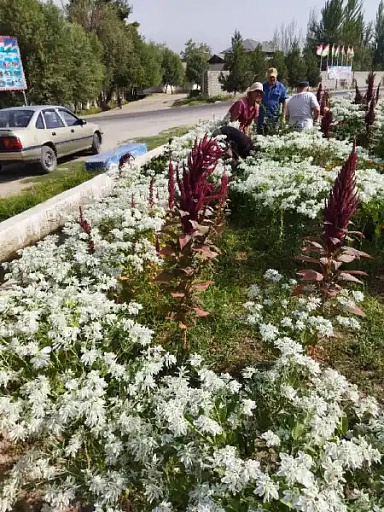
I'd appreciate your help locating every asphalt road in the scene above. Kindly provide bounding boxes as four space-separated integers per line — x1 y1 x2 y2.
91 102 231 151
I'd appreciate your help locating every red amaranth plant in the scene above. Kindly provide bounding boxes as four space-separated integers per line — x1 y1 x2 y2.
156 135 228 347
354 85 363 105
295 143 370 306
78 206 95 254
376 84 381 103
316 82 323 104
149 176 155 208
321 109 333 138
365 99 376 129
365 72 375 105
320 90 330 116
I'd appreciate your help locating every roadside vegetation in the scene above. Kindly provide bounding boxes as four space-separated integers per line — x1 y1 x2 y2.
172 94 233 108
129 126 194 150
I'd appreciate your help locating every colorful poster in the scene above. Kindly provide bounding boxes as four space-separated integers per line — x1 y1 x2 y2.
327 66 353 80
0 36 27 91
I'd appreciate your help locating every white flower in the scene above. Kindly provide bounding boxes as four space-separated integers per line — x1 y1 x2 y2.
259 323 279 342
194 416 223 436
260 430 281 447
242 399 257 416
264 269 283 283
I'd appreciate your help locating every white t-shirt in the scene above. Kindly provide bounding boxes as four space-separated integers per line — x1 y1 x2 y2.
286 92 320 130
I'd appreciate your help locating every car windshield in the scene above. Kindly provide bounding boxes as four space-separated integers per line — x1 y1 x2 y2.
0 109 34 128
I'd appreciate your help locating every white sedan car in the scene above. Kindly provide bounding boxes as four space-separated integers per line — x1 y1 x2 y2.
0 106 102 173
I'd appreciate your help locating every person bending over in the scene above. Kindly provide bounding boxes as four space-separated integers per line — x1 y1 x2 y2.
286 81 320 131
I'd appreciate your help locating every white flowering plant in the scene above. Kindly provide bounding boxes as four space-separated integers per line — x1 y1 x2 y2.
0 115 384 512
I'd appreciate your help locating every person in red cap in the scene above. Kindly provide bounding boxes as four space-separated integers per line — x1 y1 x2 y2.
227 82 264 136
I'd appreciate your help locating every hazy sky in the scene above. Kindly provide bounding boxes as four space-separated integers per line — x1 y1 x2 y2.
54 0 380 53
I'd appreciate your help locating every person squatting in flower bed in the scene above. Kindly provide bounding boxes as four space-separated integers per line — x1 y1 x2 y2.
212 125 255 160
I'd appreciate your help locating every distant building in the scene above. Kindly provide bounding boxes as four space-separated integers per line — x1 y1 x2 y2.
203 39 276 96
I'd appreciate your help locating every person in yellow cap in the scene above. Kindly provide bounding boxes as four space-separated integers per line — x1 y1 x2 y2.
227 81 264 136
258 67 287 133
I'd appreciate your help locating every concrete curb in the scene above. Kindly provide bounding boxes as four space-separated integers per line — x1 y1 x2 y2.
0 145 166 263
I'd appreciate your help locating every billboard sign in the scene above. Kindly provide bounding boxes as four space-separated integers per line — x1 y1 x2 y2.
0 36 27 91
327 66 353 80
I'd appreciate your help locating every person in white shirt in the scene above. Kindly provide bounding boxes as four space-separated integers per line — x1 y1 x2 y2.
286 81 321 131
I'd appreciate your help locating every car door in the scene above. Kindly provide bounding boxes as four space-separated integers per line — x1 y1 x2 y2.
42 109 73 157
58 109 93 152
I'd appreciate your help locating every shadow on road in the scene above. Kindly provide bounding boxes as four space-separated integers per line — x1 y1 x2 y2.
0 153 88 186
0 163 39 184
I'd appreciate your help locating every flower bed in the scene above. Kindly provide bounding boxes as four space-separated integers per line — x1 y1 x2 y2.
1 96 384 511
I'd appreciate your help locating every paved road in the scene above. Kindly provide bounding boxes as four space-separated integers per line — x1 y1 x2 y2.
91 102 231 151
0 101 231 198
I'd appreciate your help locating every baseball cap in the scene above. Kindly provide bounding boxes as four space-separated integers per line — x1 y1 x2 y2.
268 67 278 77
247 81 264 93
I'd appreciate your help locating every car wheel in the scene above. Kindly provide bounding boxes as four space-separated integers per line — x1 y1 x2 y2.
91 133 101 154
40 145 57 173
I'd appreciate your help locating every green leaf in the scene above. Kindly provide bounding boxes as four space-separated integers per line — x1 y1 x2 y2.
291 422 306 441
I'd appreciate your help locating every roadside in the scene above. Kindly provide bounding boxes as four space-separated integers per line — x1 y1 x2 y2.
172 94 234 108
83 93 188 118
0 162 95 221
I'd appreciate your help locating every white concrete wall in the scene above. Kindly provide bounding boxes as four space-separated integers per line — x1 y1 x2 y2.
320 71 384 90
203 71 229 97
0 146 166 263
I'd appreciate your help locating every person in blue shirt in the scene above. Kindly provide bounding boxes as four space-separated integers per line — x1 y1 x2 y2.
258 67 287 133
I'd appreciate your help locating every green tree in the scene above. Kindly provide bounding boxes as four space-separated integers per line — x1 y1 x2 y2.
65 24 105 109
161 48 185 87
373 1 384 69
248 45 268 82
285 43 307 87
219 31 253 94
137 41 163 89
182 39 210 88
303 49 321 86
307 0 344 50
269 50 288 83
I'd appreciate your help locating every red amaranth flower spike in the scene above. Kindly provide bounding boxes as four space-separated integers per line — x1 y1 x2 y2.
175 135 227 234
321 109 332 139
365 72 375 104
376 84 380 103
323 142 358 252
354 85 363 105
320 90 329 116
365 99 376 128
168 158 176 210
316 82 323 104
149 177 155 208
78 206 95 254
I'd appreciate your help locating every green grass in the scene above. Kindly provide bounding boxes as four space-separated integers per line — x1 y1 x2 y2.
172 94 233 108
79 105 102 116
129 126 194 150
0 162 97 222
